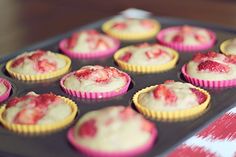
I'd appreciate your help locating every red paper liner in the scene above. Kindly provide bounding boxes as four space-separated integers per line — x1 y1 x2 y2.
0 78 11 102
156 26 216 52
59 38 120 59
60 71 131 99
67 127 157 157
181 64 236 88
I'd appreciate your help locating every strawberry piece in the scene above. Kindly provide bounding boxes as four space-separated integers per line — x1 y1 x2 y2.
172 34 184 43
6 97 21 108
145 49 164 59
198 60 230 73
164 80 175 84
35 93 57 109
141 119 154 132
67 33 79 49
78 119 97 138
11 57 25 68
75 68 92 79
224 55 236 64
112 22 127 30
206 51 218 58
29 50 45 60
192 53 206 62
190 88 207 104
194 34 207 43
153 85 177 104
119 107 136 120
14 108 44 125
92 69 110 83
140 19 154 28
86 29 99 35
94 38 110 49
37 59 56 73
120 52 132 62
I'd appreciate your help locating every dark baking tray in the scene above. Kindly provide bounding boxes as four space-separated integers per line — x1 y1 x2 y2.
0 15 236 157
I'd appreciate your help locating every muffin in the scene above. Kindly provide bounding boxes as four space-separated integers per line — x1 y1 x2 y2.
6 50 71 81
133 80 210 121
182 51 236 87
220 38 236 55
157 25 216 51
0 92 78 134
102 17 160 41
60 65 131 99
0 78 12 102
59 29 120 59
67 106 157 157
114 43 179 73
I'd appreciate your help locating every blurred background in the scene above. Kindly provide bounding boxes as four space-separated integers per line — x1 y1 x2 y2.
0 0 236 57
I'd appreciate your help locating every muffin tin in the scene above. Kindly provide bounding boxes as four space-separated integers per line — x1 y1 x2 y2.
0 15 236 157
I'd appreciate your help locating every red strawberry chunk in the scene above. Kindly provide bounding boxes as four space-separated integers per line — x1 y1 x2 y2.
92 69 110 83
198 60 230 73
224 55 236 64
37 59 56 73
164 80 175 84
78 119 97 138
67 33 79 49
119 107 136 120
94 38 110 49
14 108 44 125
190 88 207 104
112 22 127 30
192 53 207 62
206 51 218 58
6 98 21 108
11 57 25 68
75 69 92 79
34 93 57 109
153 85 177 104
140 20 154 28
194 34 207 43
29 50 45 60
86 29 99 35
120 52 132 62
172 34 184 43
145 49 164 59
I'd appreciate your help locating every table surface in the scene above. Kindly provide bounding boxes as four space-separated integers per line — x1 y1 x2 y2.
0 0 236 57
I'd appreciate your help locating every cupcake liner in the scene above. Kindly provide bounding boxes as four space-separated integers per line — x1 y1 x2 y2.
181 64 236 88
133 85 210 121
67 127 157 157
59 37 120 59
102 19 161 41
156 26 216 52
114 46 179 73
6 54 71 81
0 78 12 102
220 38 236 55
60 71 131 99
0 96 78 134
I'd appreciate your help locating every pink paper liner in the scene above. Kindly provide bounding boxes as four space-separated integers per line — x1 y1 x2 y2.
67 127 157 157
156 26 216 52
60 71 131 99
0 78 11 102
181 64 236 88
59 37 120 59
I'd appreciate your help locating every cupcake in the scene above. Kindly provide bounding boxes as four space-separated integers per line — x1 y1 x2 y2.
0 92 78 134
220 38 236 55
67 106 157 157
133 80 210 121
114 43 179 73
102 17 160 41
60 65 131 99
59 29 120 59
6 50 71 81
182 51 236 88
0 78 11 102
157 25 216 51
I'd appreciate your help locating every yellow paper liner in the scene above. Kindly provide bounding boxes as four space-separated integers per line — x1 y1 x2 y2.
0 96 78 134
114 46 179 73
102 19 161 41
6 53 71 81
220 38 236 55
133 85 210 121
